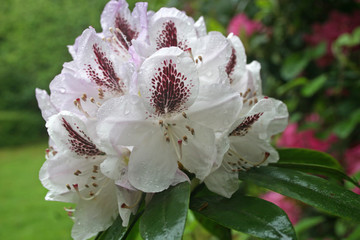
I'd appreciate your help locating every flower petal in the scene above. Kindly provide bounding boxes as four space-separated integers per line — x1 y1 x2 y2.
187 83 242 133
190 32 232 85
194 16 207 37
138 47 199 115
204 166 239 198
226 33 247 85
148 7 197 52
116 186 140 226
128 129 178 192
35 88 58 121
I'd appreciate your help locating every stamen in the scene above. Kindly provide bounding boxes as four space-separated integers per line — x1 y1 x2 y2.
74 170 82 176
98 88 104 99
66 184 71 190
121 192 143 209
81 94 87 102
182 112 187 118
182 135 188 142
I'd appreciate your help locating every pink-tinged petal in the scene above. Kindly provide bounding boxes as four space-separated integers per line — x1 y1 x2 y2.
138 47 199 116
132 2 149 42
100 155 128 181
116 187 140 226
74 28 130 95
101 0 140 50
148 8 197 52
194 16 207 37
187 83 242 133
171 169 190 186
204 166 239 198
49 72 100 118
171 120 217 181
47 112 105 158
190 32 232 85
35 88 58 121
71 183 119 240
97 95 156 147
128 130 178 192
226 34 247 84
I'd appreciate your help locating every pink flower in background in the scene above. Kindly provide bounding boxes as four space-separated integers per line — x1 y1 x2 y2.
304 10 360 67
262 192 302 224
227 13 264 37
345 144 360 175
277 123 337 152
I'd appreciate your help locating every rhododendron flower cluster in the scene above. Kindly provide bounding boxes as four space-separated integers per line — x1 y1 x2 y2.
36 0 288 239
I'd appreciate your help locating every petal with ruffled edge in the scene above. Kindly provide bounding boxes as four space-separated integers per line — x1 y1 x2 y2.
148 7 197 53
187 83 242 133
35 88 58 121
226 33 247 85
138 47 199 116
128 129 178 192
204 166 239 198
190 32 232 85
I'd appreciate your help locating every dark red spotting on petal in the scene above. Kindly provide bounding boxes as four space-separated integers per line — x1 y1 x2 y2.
156 21 188 50
86 44 124 94
230 112 263 136
150 59 193 115
114 13 138 50
226 47 237 84
62 118 105 157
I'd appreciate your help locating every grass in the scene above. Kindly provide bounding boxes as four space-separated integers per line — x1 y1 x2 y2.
0 142 73 239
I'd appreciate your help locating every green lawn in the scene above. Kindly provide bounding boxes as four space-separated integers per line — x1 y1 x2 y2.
0 142 73 239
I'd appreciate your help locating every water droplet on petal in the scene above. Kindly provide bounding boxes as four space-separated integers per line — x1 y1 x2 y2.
59 88 66 93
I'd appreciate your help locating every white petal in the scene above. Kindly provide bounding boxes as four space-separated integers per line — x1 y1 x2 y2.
190 32 232 85
171 169 190 186
35 88 58 121
116 187 140 226
204 166 239 198
128 130 178 192
194 16 207 37
148 7 197 51
97 95 156 147
226 33 247 84
138 47 199 115
187 83 242 133
71 183 118 240
172 120 216 181
232 60 262 96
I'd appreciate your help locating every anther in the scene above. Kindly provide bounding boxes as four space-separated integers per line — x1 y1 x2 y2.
195 59 199 64
182 112 187 118
92 183 98 187
185 125 191 131
98 88 104 99
74 170 82 176
66 184 71 190
91 176 96 180
159 120 163 126
90 97 95 103
89 191 95 197
166 136 170 142
182 135 188 142
85 184 89 188
52 151 58 156
198 56 203 62
249 100 253 105
81 94 87 102
198 202 208 211
190 128 195 135
254 98 258 104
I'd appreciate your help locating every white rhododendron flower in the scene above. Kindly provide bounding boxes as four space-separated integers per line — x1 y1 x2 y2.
35 0 288 239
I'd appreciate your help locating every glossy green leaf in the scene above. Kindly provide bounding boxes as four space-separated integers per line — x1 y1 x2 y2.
95 216 126 240
190 191 297 240
192 211 232 240
140 182 190 240
274 148 359 187
294 216 324 236
277 148 342 170
238 166 360 222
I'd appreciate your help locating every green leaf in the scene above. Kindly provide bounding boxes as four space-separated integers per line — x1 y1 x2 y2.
277 148 343 170
238 166 360 222
333 109 360 139
140 182 190 240
301 74 327 97
192 211 232 240
274 148 360 186
95 216 127 240
190 191 297 240
294 216 325 235
281 53 309 80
